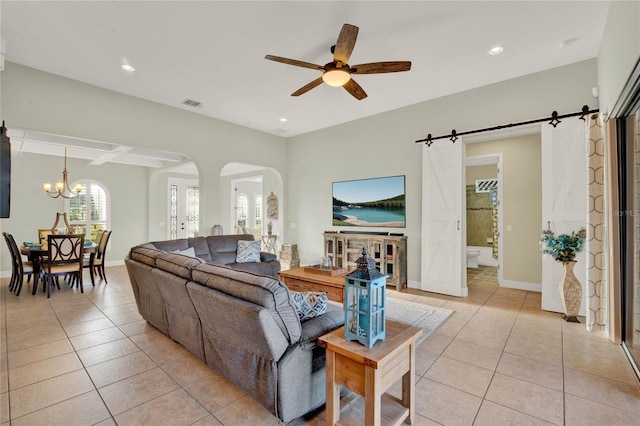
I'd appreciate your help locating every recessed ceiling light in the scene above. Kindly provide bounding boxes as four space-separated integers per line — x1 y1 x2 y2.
489 46 504 55
121 64 135 72
279 118 287 122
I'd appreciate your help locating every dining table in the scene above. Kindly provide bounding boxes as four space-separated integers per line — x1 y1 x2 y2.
20 242 98 295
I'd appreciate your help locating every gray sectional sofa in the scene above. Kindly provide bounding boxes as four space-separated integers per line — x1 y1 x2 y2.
125 245 344 422
148 234 280 278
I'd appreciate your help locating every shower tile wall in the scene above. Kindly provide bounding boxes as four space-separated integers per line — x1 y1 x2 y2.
466 186 493 247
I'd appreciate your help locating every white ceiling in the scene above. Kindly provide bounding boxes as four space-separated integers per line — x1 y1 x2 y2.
1 1 610 164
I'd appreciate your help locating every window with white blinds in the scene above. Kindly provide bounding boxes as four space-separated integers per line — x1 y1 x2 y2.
68 181 109 242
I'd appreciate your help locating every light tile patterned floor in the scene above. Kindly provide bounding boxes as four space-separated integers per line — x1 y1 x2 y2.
1 265 639 425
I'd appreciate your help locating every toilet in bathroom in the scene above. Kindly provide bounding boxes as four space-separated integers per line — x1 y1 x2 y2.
467 248 481 268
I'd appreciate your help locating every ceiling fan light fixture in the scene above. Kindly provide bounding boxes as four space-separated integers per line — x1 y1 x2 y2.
322 68 351 87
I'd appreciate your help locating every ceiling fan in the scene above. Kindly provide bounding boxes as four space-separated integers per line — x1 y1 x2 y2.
265 23 411 100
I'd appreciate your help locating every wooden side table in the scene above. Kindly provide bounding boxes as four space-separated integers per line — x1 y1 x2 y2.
318 319 422 426
279 266 347 303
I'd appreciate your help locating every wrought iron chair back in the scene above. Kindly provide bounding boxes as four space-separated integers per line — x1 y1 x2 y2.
45 234 84 298
3 232 34 296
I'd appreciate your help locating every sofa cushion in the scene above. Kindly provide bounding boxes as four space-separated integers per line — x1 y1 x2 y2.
290 291 327 322
157 252 204 280
236 240 261 263
192 264 301 343
187 237 212 262
151 239 189 252
207 234 253 264
260 252 277 262
172 246 196 257
129 246 165 267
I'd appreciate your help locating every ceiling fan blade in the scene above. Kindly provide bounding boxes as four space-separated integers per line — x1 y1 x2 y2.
291 77 324 96
265 55 324 71
343 79 367 100
351 61 412 74
333 24 359 64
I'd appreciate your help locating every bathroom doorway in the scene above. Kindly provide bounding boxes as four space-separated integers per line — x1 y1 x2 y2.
466 154 503 286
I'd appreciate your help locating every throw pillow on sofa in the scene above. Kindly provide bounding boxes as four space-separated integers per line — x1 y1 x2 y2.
172 247 196 257
236 240 262 263
290 291 328 321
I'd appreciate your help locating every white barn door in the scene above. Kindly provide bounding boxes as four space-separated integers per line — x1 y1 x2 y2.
421 141 467 296
541 117 587 314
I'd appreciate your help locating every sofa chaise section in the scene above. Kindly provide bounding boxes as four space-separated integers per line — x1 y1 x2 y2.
125 246 344 422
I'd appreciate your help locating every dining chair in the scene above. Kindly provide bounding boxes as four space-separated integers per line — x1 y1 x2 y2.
81 230 104 286
44 234 83 298
92 230 112 284
3 232 34 296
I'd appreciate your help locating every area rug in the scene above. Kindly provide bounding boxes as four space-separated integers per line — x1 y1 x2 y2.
385 297 453 346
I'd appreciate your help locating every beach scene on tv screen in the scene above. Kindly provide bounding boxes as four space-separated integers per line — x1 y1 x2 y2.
332 176 406 227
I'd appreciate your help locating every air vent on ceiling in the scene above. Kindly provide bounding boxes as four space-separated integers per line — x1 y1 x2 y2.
181 99 202 108
475 178 497 193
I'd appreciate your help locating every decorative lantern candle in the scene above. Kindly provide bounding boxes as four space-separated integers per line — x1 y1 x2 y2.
344 247 388 347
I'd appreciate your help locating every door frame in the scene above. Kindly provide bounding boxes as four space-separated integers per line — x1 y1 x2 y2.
466 153 504 286
167 177 199 240
230 175 264 235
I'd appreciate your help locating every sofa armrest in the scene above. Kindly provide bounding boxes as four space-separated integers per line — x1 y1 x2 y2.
260 252 277 262
298 303 344 349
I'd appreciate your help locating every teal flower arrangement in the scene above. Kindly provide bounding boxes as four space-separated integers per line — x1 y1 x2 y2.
540 227 586 264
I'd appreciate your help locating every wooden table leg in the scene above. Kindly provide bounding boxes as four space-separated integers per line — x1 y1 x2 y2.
402 342 416 424
364 365 382 426
325 350 340 426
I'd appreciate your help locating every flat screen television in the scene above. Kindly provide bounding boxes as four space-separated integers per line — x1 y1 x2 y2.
332 175 405 228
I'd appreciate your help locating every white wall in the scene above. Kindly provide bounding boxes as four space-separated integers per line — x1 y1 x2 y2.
597 0 640 116
1 62 288 238
287 59 598 285
0 152 147 274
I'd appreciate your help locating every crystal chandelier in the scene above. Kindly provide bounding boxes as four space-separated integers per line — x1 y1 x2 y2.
43 147 82 199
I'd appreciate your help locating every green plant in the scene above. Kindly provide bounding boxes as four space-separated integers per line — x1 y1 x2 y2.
540 227 586 264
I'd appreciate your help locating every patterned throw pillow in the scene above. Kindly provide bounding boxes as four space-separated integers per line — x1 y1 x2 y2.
290 291 328 321
236 240 262 263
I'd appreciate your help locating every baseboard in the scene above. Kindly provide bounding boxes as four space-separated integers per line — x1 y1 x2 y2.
501 280 541 292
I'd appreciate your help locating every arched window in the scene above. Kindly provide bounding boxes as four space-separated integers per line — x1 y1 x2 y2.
67 181 110 242
236 194 248 231
255 195 262 228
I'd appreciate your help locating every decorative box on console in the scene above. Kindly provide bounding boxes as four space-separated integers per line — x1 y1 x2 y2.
344 247 388 348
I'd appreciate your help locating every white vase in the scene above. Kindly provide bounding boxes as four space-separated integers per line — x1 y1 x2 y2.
558 260 582 322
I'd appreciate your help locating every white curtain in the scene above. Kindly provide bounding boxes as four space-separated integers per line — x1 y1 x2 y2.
586 112 607 331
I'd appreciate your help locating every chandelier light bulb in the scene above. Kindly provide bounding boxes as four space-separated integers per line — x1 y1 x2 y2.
43 183 52 192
